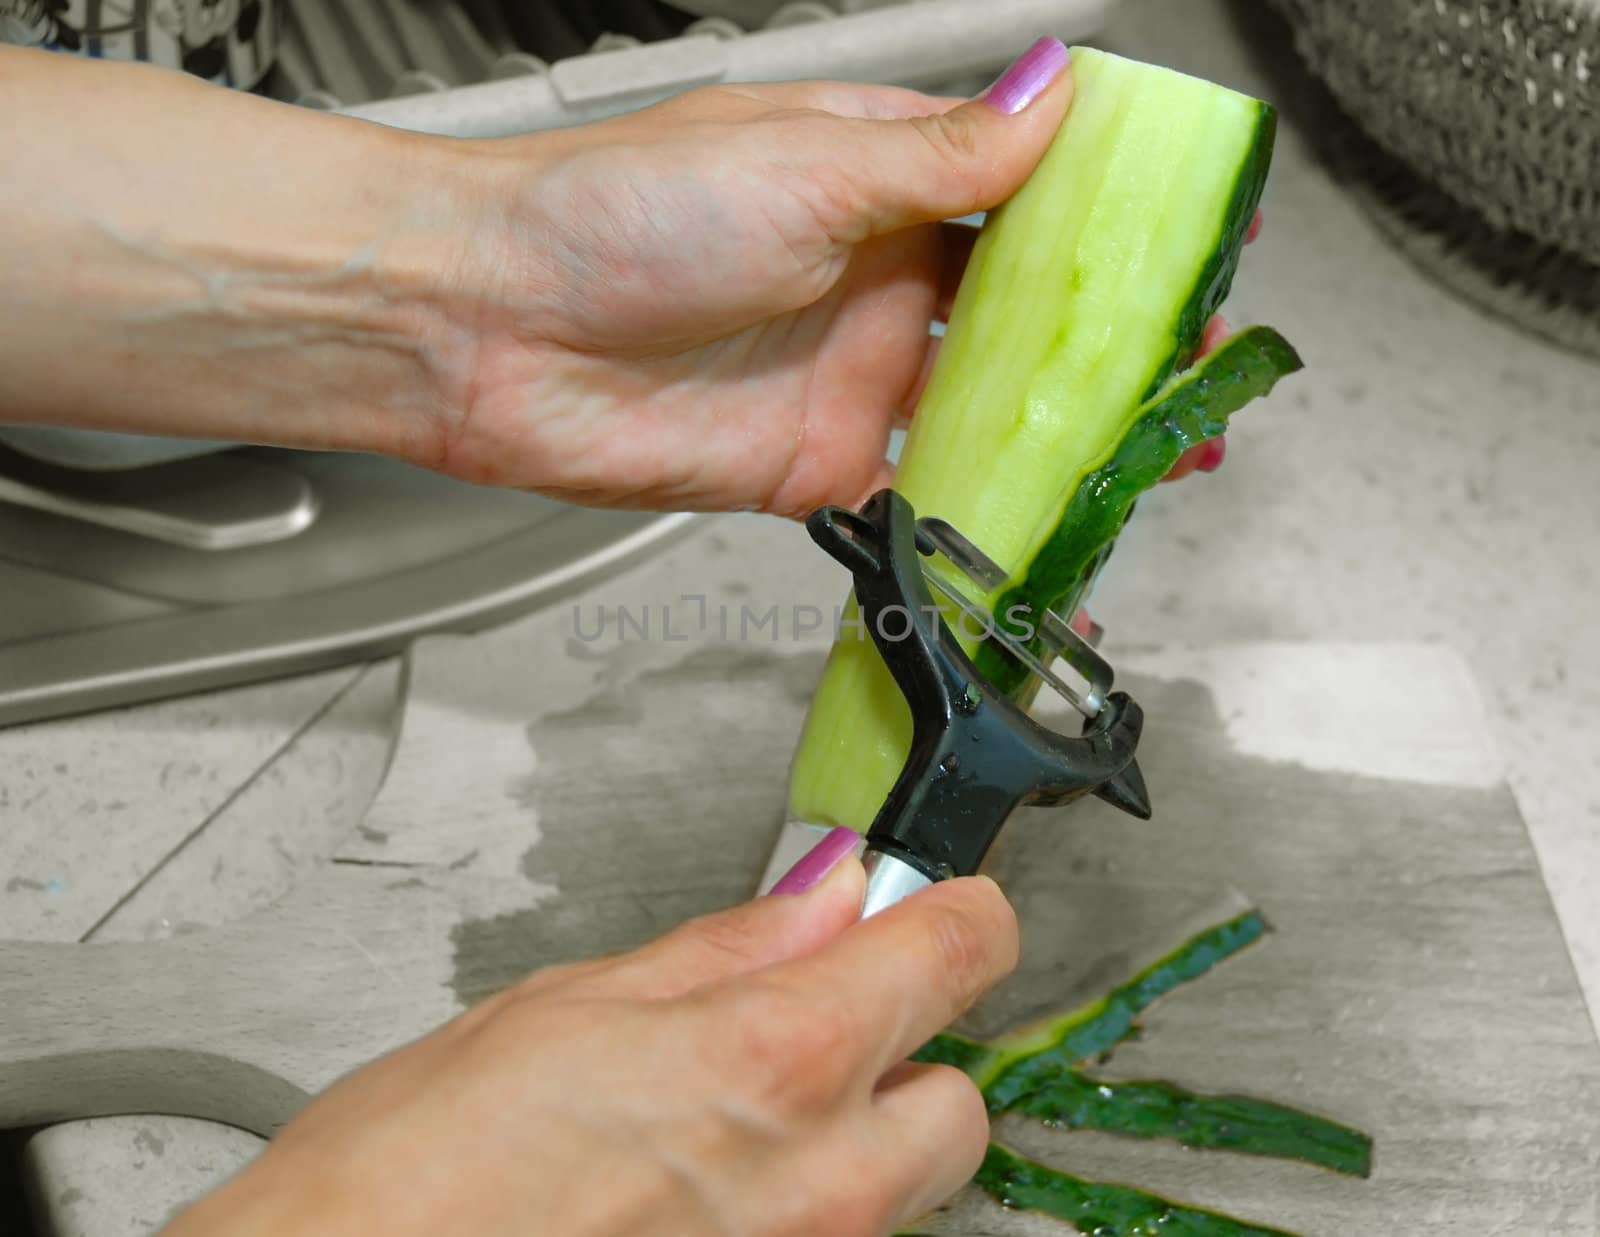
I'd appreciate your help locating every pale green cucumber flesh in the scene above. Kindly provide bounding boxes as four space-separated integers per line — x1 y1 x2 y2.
786 48 1286 831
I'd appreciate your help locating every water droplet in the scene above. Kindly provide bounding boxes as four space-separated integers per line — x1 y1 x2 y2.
938 753 960 775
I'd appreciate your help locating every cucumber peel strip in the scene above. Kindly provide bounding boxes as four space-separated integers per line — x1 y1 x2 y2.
1010 1074 1374 1179
917 912 1271 1107
972 1143 1301 1237
902 911 1372 1236
978 325 1304 695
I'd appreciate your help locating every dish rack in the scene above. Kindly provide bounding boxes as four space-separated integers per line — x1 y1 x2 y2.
283 0 1108 133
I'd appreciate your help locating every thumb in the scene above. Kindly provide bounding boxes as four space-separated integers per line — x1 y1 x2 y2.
589 830 867 1000
842 37 1075 237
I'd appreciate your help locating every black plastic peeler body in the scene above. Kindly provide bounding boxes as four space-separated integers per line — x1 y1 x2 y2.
806 489 1151 917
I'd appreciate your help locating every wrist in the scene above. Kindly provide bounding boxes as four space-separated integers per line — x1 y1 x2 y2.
158 1141 373 1237
0 51 497 467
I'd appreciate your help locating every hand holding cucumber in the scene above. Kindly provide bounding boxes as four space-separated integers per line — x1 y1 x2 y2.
432 38 1251 513
0 39 1246 513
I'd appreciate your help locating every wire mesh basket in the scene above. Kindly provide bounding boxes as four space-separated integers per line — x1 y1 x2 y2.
1268 0 1600 267
1267 0 1600 358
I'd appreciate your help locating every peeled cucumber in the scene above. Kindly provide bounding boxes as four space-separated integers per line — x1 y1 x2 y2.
786 48 1301 831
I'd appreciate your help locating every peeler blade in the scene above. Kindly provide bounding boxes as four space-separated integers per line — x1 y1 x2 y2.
914 517 1114 720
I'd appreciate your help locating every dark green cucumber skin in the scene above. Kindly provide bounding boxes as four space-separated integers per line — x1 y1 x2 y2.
971 106 1282 697
975 1144 1299 1237
1013 1073 1373 1179
964 912 1270 1111
977 322 1302 695
902 910 1371 1237
914 913 1270 1100
1152 107 1280 404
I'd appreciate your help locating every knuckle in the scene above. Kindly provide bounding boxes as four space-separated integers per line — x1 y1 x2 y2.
929 903 989 992
680 907 767 970
925 886 1016 1005
778 137 873 244
505 956 608 1000
908 113 988 207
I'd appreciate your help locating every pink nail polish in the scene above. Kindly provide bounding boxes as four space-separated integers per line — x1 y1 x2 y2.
984 37 1071 115
769 827 861 896
1199 438 1227 472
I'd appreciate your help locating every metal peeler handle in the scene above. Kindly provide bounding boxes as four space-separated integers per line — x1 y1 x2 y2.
806 489 1151 916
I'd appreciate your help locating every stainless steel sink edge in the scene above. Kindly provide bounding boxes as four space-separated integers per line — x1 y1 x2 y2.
0 510 700 730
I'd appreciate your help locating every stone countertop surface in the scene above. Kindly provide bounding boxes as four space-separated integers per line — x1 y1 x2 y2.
2 0 1597 1231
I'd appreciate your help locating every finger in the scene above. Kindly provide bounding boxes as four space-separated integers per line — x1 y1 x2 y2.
869 1063 992 1228
825 38 1075 239
1198 312 1231 358
1163 434 1227 483
901 218 977 421
1246 208 1264 243
762 874 1020 1081
899 333 942 424
1154 314 1231 483
1163 442 1207 482
936 221 981 322
873 1060 932 1094
836 458 897 520
716 79 968 122
575 849 868 1001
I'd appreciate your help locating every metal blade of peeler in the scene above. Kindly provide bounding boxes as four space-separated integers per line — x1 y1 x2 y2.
915 517 1114 719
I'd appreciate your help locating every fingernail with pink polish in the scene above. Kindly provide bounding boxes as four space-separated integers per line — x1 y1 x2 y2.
770 827 861 896
1199 438 1227 473
984 37 1071 115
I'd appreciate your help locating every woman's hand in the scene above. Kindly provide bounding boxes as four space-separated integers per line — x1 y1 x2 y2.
425 38 1253 514
1 39 1246 516
425 43 1081 515
161 843 1018 1237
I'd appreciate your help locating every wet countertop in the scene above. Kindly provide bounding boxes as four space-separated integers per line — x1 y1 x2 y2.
3 0 1598 1231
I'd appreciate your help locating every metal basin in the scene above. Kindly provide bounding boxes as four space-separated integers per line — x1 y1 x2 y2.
0 447 694 727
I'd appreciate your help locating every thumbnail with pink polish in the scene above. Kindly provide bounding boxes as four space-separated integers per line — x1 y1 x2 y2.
770 827 860 896
984 37 1071 116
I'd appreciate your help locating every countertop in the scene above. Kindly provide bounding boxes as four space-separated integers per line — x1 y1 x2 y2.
3 0 1597 1231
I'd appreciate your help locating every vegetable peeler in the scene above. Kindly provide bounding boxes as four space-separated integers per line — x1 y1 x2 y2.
802 488 1152 918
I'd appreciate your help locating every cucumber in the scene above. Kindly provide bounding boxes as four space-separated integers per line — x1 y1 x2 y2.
786 48 1299 832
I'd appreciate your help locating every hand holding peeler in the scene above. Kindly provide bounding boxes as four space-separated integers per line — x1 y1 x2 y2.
798 488 1152 917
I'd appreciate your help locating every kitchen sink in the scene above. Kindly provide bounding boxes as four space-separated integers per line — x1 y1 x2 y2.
0 447 694 727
